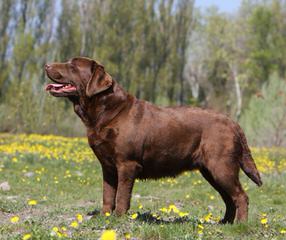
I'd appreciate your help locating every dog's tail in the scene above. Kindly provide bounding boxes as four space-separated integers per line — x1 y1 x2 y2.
236 124 263 187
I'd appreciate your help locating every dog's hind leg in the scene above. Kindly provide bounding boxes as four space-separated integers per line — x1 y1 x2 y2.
200 167 236 224
200 158 249 223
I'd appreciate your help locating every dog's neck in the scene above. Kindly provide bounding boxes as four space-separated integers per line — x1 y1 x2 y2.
70 80 133 130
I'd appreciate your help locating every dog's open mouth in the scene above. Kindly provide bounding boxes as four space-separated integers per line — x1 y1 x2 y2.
45 83 76 93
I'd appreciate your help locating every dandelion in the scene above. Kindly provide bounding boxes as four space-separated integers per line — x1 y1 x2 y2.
10 216 20 223
179 212 189 217
198 224 204 229
105 212 111 217
22 233 32 240
260 213 268 225
152 213 160 220
152 213 161 220
76 213 83 222
260 217 268 225
168 204 179 213
101 230 116 240
204 213 212 222
124 232 131 239
159 207 168 213
197 224 204 235
60 228 68 237
70 221 79 228
130 213 138 219
51 226 67 237
28 199 37 206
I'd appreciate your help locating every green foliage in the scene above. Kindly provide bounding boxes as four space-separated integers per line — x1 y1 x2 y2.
246 5 274 88
0 77 82 135
0 0 195 135
240 73 286 146
1 0 286 140
57 0 81 60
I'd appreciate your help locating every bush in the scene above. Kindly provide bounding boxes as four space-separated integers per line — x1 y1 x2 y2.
240 73 286 146
0 77 84 136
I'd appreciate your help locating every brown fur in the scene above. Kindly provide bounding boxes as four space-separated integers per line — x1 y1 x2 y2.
45 57 262 224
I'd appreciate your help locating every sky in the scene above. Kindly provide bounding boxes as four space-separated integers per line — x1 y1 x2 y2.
195 0 242 13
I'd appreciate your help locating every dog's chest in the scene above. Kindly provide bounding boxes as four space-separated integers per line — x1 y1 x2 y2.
87 128 117 163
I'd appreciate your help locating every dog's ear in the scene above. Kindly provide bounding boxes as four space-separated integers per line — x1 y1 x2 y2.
86 62 112 97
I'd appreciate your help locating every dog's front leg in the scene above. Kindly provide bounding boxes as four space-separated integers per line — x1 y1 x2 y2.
101 167 118 214
114 161 141 215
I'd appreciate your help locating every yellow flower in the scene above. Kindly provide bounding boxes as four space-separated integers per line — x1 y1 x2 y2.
179 212 189 217
76 213 83 222
261 217 268 225
280 229 286 234
198 224 204 230
52 227 59 232
197 224 204 235
124 232 131 239
138 203 143 209
168 204 179 213
159 207 168 213
105 212 111 217
131 213 138 219
101 230 116 240
204 213 212 222
10 216 20 223
22 233 32 240
70 221 79 228
28 199 37 206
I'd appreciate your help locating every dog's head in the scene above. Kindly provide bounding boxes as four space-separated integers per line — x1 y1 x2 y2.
45 57 112 98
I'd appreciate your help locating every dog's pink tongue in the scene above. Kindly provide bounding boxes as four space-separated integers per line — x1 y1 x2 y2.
45 83 63 91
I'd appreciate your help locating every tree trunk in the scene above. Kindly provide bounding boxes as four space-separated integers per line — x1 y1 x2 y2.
231 64 242 119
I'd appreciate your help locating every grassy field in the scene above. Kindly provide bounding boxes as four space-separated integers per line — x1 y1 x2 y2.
0 134 286 240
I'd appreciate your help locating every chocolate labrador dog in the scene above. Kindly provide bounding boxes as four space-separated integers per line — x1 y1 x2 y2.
45 57 262 224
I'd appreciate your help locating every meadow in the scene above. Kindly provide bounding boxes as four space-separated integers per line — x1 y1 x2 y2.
0 133 286 240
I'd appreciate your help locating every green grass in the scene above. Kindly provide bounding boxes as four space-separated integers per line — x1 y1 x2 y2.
0 134 286 239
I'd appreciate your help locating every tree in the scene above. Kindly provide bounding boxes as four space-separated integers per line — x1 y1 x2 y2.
57 0 81 60
240 73 286 146
0 1 14 98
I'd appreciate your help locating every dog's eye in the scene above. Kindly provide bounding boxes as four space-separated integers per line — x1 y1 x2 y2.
69 64 77 73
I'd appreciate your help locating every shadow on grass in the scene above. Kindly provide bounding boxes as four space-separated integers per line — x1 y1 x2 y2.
135 211 198 224
86 209 219 225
